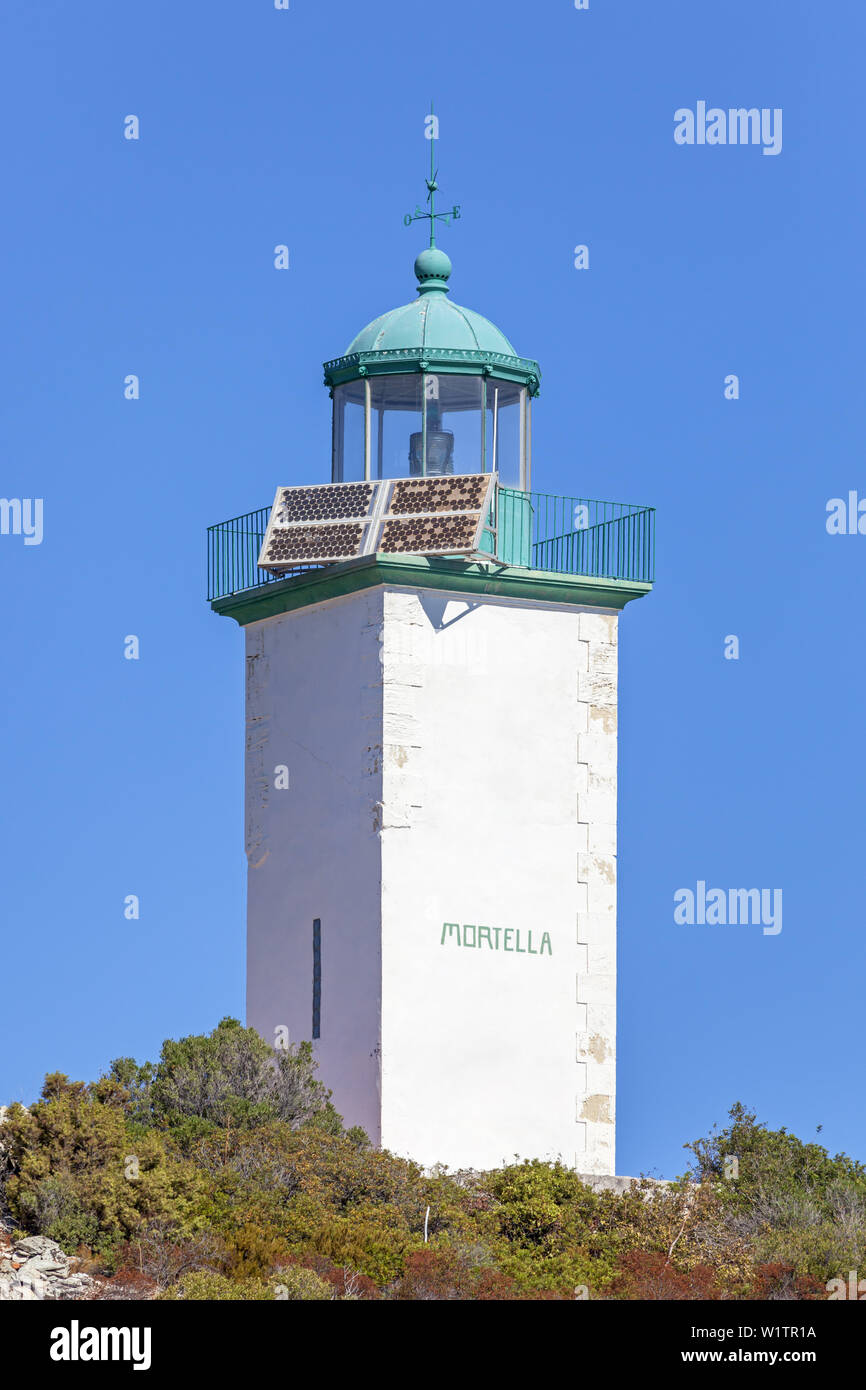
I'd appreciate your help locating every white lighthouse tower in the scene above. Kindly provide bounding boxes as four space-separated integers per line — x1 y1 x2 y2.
208 155 653 1175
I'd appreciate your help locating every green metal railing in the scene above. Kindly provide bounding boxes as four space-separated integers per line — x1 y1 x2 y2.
207 488 655 602
498 489 655 584
207 506 296 602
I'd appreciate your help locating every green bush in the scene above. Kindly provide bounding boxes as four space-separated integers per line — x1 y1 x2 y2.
2 1084 206 1258
685 1102 866 1282
161 1272 274 1301
272 1266 333 1301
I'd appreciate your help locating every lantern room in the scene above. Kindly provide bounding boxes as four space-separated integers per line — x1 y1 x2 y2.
323 246 541 490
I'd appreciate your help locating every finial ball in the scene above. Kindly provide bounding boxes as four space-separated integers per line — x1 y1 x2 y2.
414 246 452 285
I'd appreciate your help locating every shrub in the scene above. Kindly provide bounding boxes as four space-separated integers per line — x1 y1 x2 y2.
272 1265 333 1301
685 1103 866 1282
606 1251 721 1301
161 1271 274 1301
146 1018 333 1133
2 1087 207 1257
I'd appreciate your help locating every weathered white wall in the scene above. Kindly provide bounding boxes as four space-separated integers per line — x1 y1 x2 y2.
575 610 619 1174
244 590 385 1142
244 585 619 1173
379 590 618 1173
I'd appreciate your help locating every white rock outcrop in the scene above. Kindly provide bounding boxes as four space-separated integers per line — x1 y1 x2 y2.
0 1234 97 1301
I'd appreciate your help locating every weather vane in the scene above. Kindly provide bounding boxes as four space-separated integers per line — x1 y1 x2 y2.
403 103 461 249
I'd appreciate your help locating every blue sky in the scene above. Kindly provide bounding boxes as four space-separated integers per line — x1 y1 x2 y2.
1 0 863 1179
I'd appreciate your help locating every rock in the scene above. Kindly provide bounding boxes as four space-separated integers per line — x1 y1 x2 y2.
13 1236 62 1258
0 1235 97 1301
17 1255 69 1279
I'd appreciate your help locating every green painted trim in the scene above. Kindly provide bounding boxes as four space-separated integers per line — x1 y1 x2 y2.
210 554 652 627
323 347 542 397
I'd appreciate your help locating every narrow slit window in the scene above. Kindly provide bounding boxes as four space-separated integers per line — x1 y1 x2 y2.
312 918 322 1039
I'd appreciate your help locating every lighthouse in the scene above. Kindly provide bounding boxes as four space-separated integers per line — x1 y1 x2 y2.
208 141 654 1175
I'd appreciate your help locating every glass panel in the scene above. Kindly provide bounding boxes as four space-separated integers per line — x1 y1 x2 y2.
332 381 366 482
335 373 493 481
370 374 424 478
485 379 525 489
423 373 482 476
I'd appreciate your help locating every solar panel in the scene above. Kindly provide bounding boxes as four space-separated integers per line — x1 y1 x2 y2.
389 475 492 515
274 482 375 524
261 522 368 565
257 473 497 574
380 514 483 554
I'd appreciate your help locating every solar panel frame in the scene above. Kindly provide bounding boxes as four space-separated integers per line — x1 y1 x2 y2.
257 473 498 573
257 485 377 570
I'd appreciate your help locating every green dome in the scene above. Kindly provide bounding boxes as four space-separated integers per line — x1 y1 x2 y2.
323 250 541 398
345 254 517 358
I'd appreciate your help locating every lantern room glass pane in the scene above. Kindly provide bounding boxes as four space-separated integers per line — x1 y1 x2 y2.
332 381 366 482
485 379 525 489
332 372 528 484
423 373 483 476
370 374 424 479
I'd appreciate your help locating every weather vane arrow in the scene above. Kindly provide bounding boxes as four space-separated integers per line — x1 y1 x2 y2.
403 103 461 248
